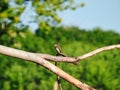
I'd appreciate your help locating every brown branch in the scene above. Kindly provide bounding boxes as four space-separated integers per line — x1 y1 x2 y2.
77 44 120 60
0 44 119 89
37 44 120 62
0 45 94 90
36 53 76 62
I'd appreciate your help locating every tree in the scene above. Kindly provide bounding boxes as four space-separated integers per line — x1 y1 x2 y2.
0 44 120 90
0 26 120 89
0 0 84 37
0 0 84 48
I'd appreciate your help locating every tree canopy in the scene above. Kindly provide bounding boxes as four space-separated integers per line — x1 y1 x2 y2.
0 27 120 90
0 0 84 47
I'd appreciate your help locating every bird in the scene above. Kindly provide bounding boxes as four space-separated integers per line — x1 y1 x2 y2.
54 44 66 57
55 44 61 54
54 43 63 90
55 43 78 65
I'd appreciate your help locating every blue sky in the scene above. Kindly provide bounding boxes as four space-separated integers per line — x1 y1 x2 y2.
21 0 120 33
58 0 120 33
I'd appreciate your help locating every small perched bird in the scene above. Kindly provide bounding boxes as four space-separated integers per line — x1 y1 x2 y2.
55 44 61 53
55 43 78 65
54 43 63 90
55 44 66 57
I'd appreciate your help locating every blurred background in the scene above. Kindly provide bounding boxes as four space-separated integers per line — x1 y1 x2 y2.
0 0 120 90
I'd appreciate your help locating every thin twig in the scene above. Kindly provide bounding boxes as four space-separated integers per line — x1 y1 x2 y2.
77 44 120 60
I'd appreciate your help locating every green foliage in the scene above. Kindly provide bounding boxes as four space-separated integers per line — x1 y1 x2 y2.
0 0 83 47
1 1 119 89
0 27 120 90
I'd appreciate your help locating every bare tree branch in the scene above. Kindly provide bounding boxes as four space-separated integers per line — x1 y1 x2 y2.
0 45 94 90
77 44 120 60
36 53 76 62
0 44 119 89
37 44 120 62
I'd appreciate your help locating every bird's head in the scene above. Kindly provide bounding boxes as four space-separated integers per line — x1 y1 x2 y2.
55 44 58 48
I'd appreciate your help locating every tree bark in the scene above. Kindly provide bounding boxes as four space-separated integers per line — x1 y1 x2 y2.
0 44 120 89
0 45 95 90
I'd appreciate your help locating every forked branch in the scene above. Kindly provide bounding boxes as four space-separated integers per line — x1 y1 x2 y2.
0 45 94 90
37 44 120 62
0 44 120 89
